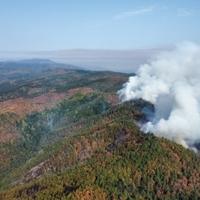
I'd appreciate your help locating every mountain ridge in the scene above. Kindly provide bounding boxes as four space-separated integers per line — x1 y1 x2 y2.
0 61 200 199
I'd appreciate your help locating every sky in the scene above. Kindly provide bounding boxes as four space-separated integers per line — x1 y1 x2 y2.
0 0 199 51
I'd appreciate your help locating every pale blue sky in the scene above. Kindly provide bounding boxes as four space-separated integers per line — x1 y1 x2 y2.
0 0 199 51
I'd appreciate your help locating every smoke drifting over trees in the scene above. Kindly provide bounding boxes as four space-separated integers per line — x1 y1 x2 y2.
119 42 200 149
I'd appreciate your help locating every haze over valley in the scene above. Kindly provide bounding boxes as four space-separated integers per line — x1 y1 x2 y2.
0 48 166 73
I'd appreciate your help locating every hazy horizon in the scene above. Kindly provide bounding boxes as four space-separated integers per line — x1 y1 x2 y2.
0 47 170 72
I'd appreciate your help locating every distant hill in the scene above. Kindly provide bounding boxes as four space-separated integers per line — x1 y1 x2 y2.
0 59 79 70
0 48 169 72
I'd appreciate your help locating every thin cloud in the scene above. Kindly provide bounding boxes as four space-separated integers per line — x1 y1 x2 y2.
177 8 192 17
114 6 155 20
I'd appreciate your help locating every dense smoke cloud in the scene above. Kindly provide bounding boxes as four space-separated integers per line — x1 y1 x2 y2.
118 42 200 149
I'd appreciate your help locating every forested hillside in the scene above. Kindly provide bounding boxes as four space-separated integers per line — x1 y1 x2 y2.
0 61 200 200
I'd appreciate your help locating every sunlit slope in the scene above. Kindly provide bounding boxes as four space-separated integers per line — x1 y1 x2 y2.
0 64 128 191
1 101 200 200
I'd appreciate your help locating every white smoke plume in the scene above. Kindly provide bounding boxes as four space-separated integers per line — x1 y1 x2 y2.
118 42 200 149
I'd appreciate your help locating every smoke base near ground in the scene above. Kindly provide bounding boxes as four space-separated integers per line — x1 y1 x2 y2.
118 42 200 150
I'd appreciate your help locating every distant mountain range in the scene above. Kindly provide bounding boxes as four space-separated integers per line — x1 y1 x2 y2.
0 48 171 72
0 59 79 70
